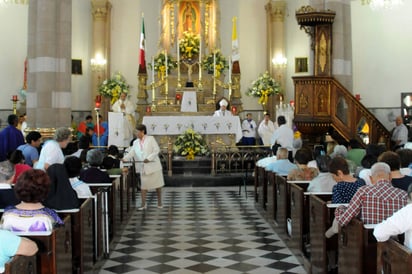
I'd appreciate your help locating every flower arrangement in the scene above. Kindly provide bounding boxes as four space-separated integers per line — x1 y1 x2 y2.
202 50 228 78
98 72 129 104
179 31 200 59
246 71 281 105
173 128 209 159
148 52 178 76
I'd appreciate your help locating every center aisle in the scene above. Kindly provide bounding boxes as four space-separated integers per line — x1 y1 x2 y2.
99 187 306 274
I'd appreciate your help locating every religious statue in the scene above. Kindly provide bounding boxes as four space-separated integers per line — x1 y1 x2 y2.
182 2 196 32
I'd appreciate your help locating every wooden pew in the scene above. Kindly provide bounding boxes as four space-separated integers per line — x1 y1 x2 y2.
338 219 377 274
308 194 335 274
57 198 94 274
288 182 310 256
254 165 259 203
18 215 73 274
266 171 276 225
4 255 37 274
257 166 267 211
274 175 287 236
377 238 412 274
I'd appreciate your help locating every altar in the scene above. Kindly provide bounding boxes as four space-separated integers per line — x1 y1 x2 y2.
142 115 242 147
134 0 243 122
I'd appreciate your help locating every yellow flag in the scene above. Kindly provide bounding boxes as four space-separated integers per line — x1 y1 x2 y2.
232 17 240 62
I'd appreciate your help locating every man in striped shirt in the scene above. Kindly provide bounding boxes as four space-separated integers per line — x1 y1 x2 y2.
335 162 408 226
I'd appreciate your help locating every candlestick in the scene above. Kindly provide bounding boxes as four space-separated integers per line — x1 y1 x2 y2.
165 50 168 79
213 51 216 78
151 56 155 84
199 36 202 81
12 95 18 101
228 56 232 100
177 40 181 89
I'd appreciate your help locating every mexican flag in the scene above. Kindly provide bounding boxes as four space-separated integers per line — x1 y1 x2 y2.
139 16 146 72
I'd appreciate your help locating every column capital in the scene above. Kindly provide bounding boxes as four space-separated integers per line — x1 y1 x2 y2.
265 1 286 22
91 0 112 20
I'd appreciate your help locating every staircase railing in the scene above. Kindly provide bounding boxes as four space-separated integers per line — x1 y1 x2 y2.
293 76 391 147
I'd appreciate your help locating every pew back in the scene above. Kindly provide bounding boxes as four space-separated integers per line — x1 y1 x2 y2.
377 239 412 274
309 194 334 274
4 255 36 274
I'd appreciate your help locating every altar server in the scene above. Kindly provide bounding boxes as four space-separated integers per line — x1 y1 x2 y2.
213 99 232 117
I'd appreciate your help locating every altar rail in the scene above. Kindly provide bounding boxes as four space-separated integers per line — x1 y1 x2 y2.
159 145 272 176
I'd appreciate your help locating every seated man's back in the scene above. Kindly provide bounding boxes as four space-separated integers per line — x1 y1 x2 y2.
335 162 408 227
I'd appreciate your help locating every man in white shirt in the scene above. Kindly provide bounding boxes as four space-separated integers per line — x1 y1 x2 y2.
213 99 232 117
391 115 408 150
270 115 294 161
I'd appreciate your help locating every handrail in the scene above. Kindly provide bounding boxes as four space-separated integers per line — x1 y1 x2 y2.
293 76 391 147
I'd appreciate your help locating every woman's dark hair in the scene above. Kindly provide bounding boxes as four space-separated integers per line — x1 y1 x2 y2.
136 124 147 135
329 156 350 175
366 144 387 158
316 155 331 173
361 154 377 169
64 156 82 178
14 169 50 203
378 151 401 171
107 145 119 156
8 150 25 164
396 149 412 168
294 148 312 165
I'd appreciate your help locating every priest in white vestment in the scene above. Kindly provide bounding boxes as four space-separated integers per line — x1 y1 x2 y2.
111 92 136 145
213 99 232 117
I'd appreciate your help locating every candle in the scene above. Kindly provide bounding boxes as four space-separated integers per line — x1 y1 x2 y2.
213 51 216 78
96 95 102 103
228 56 232 83
199 36 202 80
12 95 17 101
177 40 180 80
165 50 168 78
151 56 155 83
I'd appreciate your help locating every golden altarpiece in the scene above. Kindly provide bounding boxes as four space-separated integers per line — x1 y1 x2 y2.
136 0 242 117
135 0 243 148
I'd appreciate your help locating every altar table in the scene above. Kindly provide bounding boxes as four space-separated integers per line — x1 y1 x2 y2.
142 116 242 142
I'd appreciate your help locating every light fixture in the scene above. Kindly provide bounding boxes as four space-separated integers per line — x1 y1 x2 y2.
361 0 403 9
272 55 287 69
91 53 107 72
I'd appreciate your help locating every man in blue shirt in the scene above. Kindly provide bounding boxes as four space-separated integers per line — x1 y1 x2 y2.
266 147 297 176
17 131 42 167
0 115 25 161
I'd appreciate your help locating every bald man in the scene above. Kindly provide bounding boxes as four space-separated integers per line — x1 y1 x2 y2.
391 115 408 150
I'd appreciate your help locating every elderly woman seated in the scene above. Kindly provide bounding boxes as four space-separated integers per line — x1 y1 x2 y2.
79 149 111 184
287 148 319 181
0 169 63 232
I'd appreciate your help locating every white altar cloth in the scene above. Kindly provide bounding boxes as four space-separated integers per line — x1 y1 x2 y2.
142 116 242 142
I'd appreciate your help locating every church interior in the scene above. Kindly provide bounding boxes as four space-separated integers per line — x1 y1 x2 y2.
1 0 412 273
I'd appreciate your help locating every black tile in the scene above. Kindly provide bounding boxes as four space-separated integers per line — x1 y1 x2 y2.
266 261 300 270
186 254 215 262
146 263 180 273
103 264 139 273
223 253 255 261
226 262 260 272
110 255 140 264
262 252 291 261
186 263 219 273
146 254 179 263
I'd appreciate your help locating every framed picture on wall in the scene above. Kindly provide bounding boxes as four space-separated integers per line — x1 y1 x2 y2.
295 57 308 73
72 59 82 75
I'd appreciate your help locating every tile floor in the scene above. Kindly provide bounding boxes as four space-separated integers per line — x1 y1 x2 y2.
98 187 306 274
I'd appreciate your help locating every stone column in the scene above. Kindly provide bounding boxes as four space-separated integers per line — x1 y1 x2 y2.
265 0 286 114
91 0 111 117
26 0 72 130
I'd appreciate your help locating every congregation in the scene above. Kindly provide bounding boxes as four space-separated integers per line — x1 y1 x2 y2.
1 110 412 273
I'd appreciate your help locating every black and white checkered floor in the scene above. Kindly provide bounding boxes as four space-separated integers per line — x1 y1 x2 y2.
99 187 306 274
